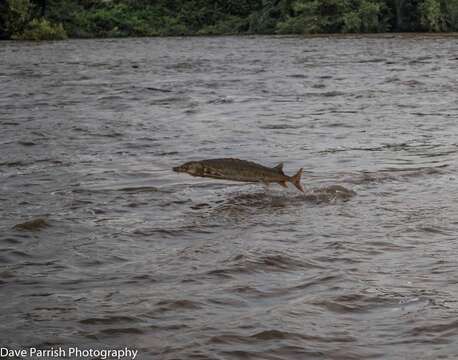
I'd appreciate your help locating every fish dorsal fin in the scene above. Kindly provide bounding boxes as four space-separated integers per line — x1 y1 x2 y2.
273 162 285 175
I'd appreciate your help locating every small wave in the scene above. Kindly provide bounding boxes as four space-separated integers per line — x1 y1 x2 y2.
97 95 124 102
250 329 329 342
154 299 203 312
98 327 144 335
93 131 124 138
400 79 425 87
408 56 433 65
220 347 327 359
13 218 50 231
416 225 454 236
190 203 211 210
288 73 308 78
321 122 355 128
0 237 22 244
0 160 28 167
207 251 322 278
307 90 346 97
27 306 77 322
346 165 448 185
117 186 159 193
219 190 314 206
208 97 235 104
73 185 159 195
17 140 36 146
384 76 400 83
228 275 334 299
127 274 157 283
209 330 317 344
166 60 210 71
79 316 138 325
7 250 33 259
408 319 458 337
259 123 304 130
132 226 213 237
357 58 386 63
199 186 355 222
313 293 432 316
144 86 172 93
304 185 356 203
319 142 413 154
149 96 194 106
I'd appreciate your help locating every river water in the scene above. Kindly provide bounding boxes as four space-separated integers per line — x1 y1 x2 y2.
1 35 458 359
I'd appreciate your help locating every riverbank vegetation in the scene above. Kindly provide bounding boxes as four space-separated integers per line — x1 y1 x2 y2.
1 0 458 40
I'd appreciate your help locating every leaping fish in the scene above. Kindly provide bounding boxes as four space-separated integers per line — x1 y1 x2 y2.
173 158 304 193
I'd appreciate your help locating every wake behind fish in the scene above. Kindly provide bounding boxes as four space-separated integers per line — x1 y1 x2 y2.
182 184 356 218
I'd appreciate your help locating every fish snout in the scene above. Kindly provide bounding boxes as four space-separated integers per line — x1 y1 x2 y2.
173 164 188 173
173 161 200 175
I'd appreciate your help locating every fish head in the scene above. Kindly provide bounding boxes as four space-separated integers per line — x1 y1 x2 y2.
173 161 204 176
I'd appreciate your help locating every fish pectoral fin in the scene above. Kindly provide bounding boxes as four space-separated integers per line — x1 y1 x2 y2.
213 170 225 177
203 167 224 177
278 181 288 188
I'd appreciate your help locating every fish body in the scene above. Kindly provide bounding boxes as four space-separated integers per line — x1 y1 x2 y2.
173 158 304 193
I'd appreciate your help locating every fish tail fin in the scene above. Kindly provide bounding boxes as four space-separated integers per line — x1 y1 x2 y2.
290 168 304 193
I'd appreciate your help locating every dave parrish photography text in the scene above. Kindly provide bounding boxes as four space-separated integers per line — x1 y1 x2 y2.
1 347 138 359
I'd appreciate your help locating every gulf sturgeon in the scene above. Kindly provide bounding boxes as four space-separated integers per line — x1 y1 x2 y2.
173 158 304 193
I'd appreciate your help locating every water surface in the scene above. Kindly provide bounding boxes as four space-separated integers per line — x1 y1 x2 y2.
1 34 458 359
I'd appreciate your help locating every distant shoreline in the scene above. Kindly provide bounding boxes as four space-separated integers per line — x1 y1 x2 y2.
3 32 458 42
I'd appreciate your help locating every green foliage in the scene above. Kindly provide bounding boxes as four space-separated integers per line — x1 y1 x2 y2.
343 11 362 32
247 0 284 34
276 16 308 33
443 0 458 30
359 1 382 32
285 0 390 33
0 0 31 38
291 0 349 33
419 0 444 31
344 1 390 33
156 16 188 35
197 16 248 35
79 4 146 37
1 0 457 40
15 18 67 40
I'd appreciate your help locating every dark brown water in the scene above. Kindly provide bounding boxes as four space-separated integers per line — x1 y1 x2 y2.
1 35 458 359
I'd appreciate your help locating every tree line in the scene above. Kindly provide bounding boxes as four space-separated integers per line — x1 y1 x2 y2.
1 0 458 40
